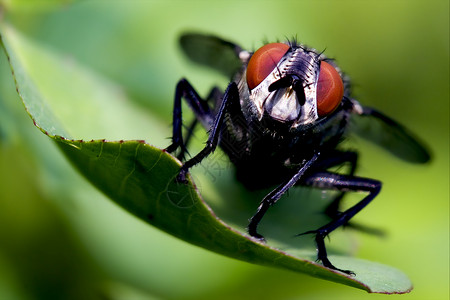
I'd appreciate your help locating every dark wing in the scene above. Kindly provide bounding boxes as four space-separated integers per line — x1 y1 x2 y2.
179 33 243 78
350 106 431 164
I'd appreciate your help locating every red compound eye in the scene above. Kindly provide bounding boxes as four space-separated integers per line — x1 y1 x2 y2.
246 43 290 90
316 61 344 117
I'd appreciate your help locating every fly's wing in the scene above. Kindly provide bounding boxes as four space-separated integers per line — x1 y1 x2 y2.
179 33 243 78
350 106 431 163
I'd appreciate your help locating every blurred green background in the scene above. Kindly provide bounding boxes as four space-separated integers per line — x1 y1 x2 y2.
0 0 448 299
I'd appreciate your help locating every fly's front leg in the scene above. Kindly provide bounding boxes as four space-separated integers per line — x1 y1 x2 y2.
176 118 198 161
299 172 381 275
175 87 224 161
247 153 320 240
165 78 214 157
177 82 239 183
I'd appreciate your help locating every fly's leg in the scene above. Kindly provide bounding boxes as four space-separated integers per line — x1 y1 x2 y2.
206 86 224 112
165 78 215 156
177 82 239 183
299 172 381 274
318 151 358 219
247 153 320 240
173 86 224 161
318 151 385 236
175 118 197 161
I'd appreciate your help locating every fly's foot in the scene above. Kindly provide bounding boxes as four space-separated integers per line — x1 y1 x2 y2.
247 228 266 243
297 229 356 276
320 254 356 276
175 168 189 184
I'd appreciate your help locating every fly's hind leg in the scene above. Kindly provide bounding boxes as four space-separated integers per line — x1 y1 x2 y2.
317 151 385 236
299 172 381 274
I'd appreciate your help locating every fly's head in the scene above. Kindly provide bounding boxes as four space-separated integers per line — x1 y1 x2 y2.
241 41 344 128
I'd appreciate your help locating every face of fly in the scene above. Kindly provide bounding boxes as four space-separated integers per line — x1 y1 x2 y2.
240 42 344 128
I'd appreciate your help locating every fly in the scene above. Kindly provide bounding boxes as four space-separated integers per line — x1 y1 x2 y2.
165 33 431 275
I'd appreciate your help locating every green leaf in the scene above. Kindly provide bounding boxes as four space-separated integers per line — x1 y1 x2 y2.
0 22 413 293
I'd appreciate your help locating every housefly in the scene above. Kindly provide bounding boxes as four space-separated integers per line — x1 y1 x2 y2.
165 33 431 274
